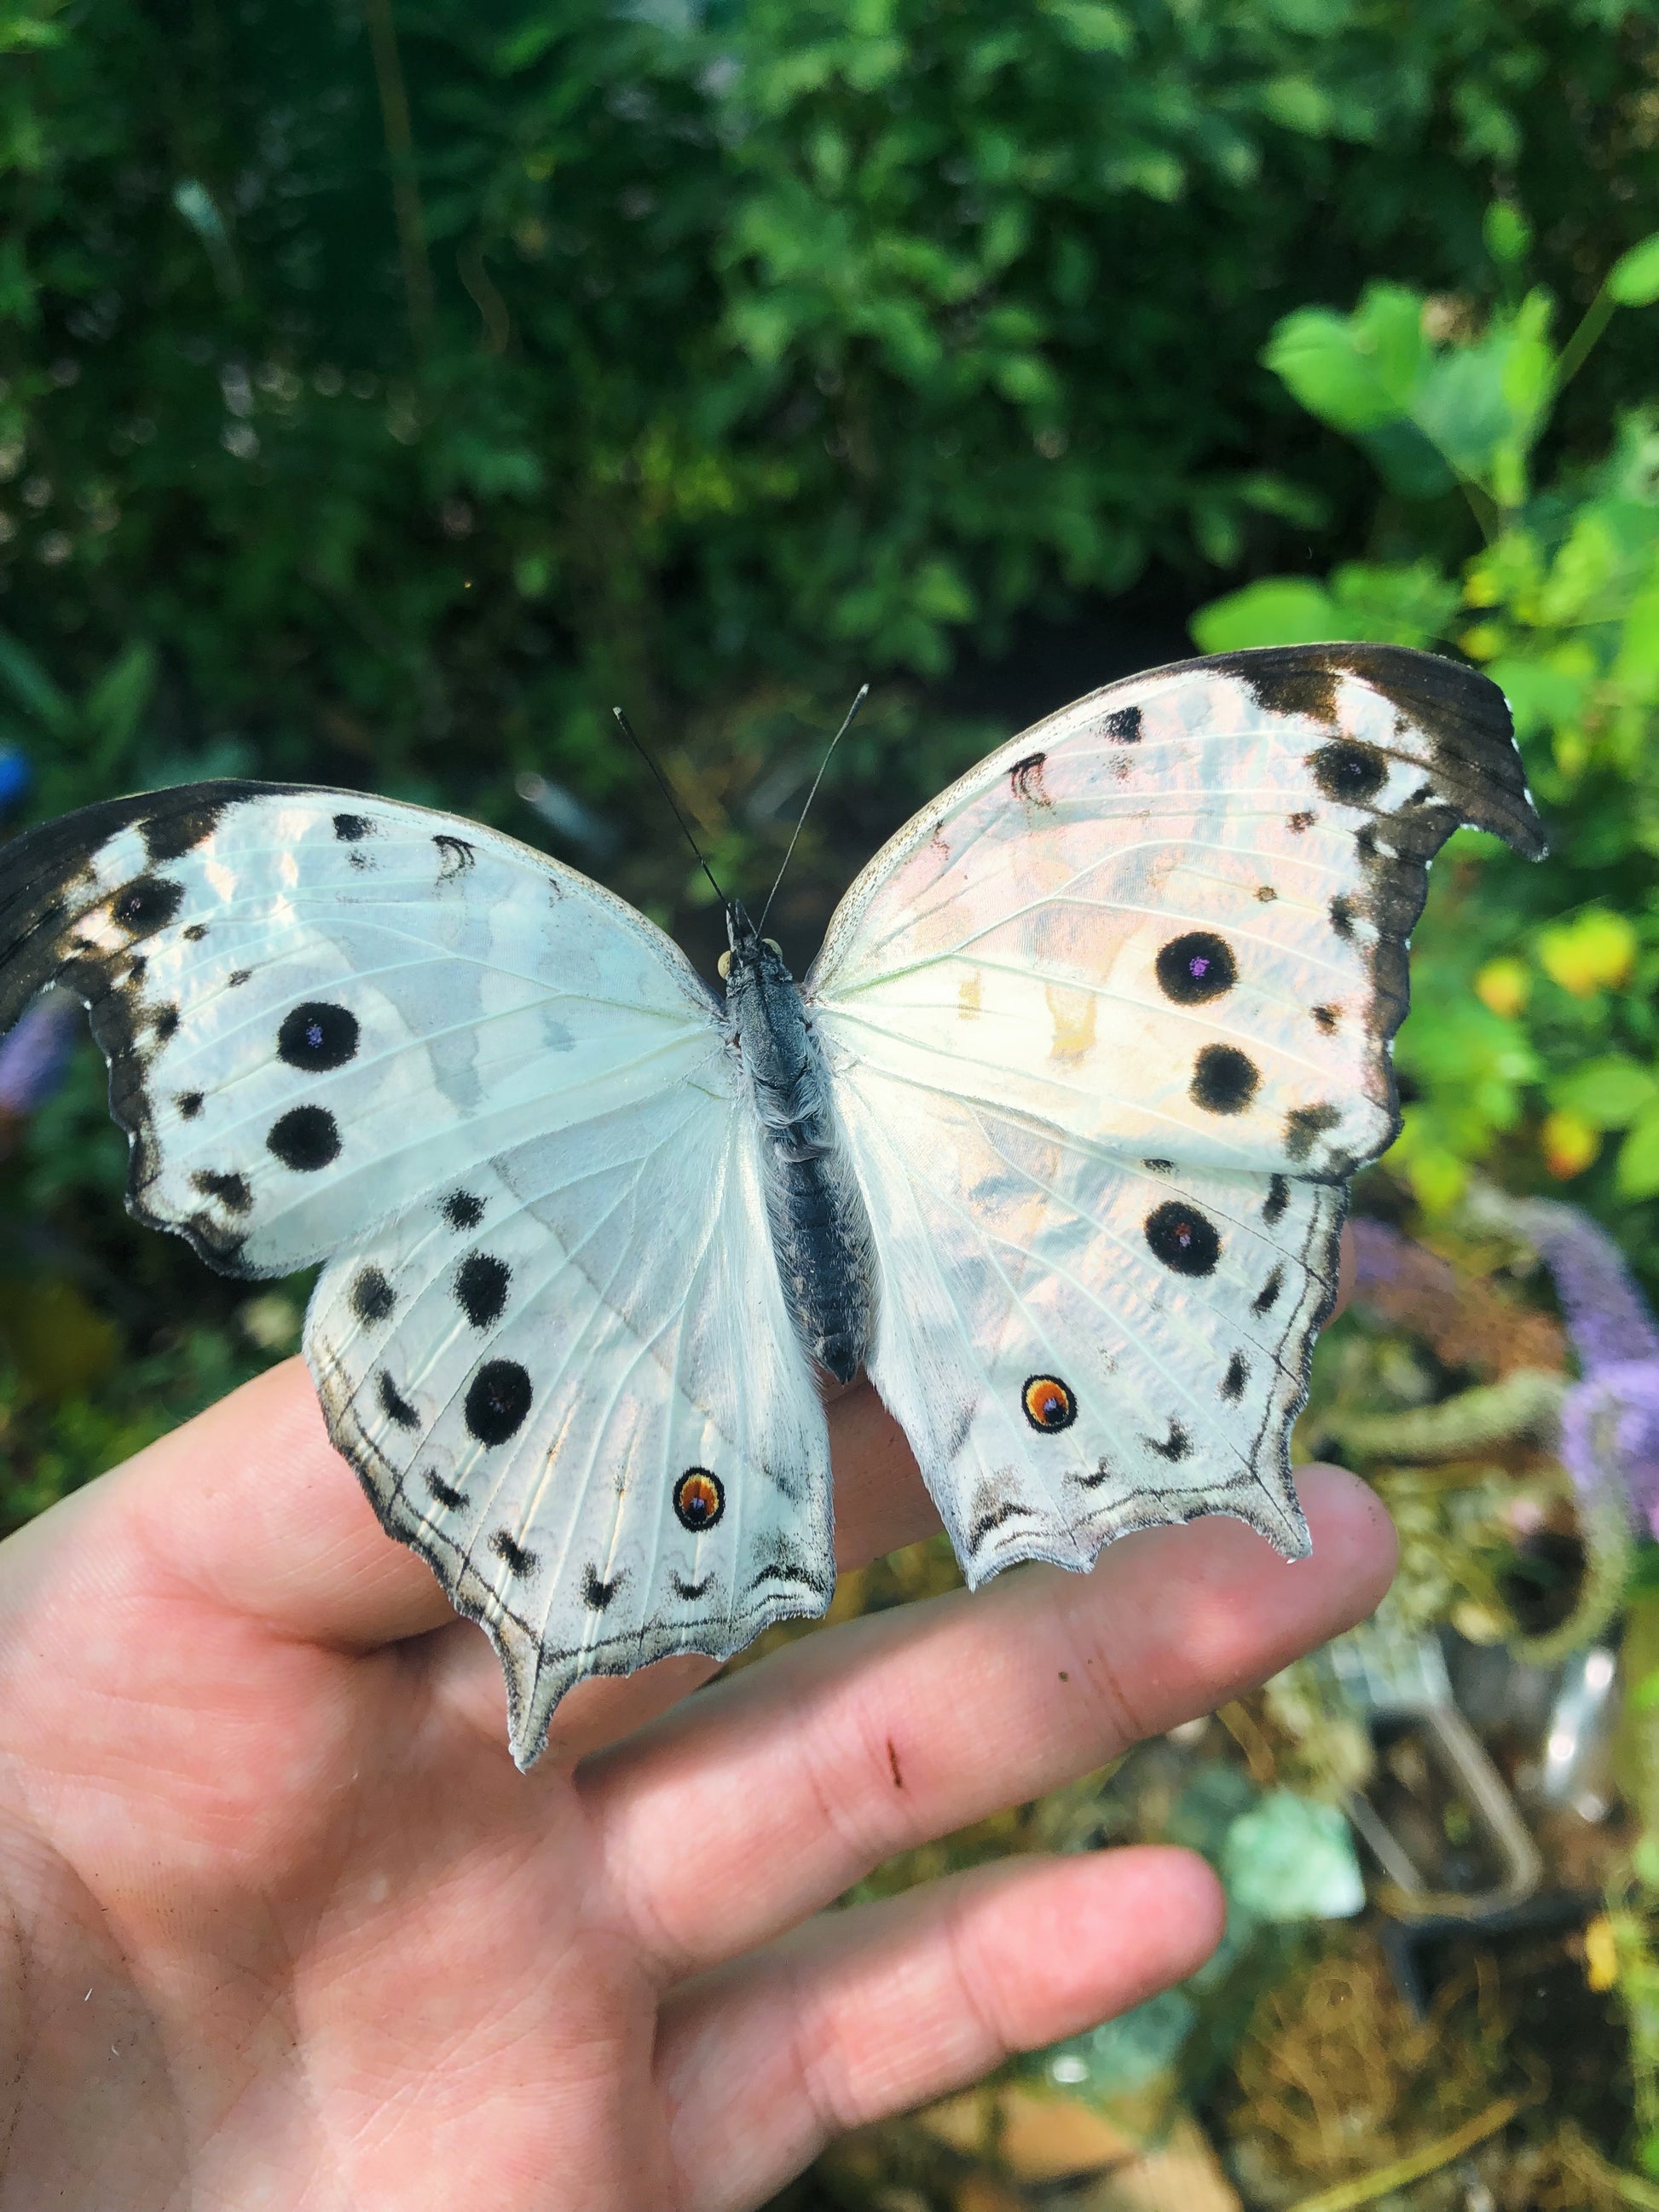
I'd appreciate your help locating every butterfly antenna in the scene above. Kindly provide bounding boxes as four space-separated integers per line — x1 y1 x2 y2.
612 707 728 907
757 683 870 933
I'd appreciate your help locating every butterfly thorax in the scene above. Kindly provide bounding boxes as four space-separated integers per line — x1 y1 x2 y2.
722 909 875 1386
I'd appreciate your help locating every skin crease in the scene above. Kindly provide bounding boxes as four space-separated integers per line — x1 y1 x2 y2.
0 1235 1388 2212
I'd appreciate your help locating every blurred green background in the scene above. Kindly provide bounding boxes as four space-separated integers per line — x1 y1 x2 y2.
3 0 1659 2202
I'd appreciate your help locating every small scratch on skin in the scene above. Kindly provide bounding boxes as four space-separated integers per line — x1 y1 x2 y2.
1044 982 1096 1066
887 1738 904 1789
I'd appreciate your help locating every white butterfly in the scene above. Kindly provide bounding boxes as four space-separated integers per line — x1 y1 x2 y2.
0 644 1543 1766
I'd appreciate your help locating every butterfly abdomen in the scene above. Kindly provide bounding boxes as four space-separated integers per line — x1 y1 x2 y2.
725 938 874 1386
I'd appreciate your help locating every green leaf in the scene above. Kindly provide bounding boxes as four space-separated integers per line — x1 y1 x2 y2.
1608 234 1659 308
84 641 158 771
1189 578 1340 653
1483 202 1531 267
1619 1103 1659 1200
1551 1056 1659 1130
0 627 69 733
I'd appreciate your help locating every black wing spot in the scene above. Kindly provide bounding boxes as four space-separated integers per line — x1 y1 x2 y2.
182 922 209 943
1009 752 1049 805
1145 1200 1220 1277
124 956 147 990
351 1266 396 1323
1329 894 1357 941
377 1370 420 1430
192 1167 251 1212
176 1089 204 1120
1227 659 1341 724
277 1001 360 1071
267 1105 341 1171
1142 1157 1173 1173
1312 1004 1339 1033
1263 1173 1290 1226
112 875 184 933
1075 1458 1113 1490
454 1251 511 1330
1285 1102 1341 1161
434 834 476 878
1145 1420 1191 1463
1103 704 1142 743
1408 781 1436 806
672 1572 714 1601
1287 810 1315 834
464 1358 531 1446
1310 739 1388 806
1355 823 1380 863
581 1562 621 1608
494 1530 542 1580
1155 931 1235 1005
1255 884 1278 903
142 801 224 864
1190 1043 1259 1116
151 1004 180 1043
442 1189 484 1230
1222 1352 1249 1401
228 968 251 988
332 812 371 841
425 1470 466 1510
1251 1268 1285 1316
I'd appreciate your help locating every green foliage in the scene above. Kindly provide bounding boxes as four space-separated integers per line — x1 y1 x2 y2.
1 0 1656 817
1193 222 1659 1244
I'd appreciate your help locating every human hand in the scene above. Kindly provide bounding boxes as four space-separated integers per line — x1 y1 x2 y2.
0 1349 1391 2210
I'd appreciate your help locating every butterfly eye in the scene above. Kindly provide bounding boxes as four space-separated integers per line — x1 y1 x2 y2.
717 950 733 980
673 1467 725 1531
1022 1375 1077 1432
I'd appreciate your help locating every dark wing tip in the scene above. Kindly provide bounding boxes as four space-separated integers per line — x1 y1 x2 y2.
0 781 309 1031
1202 642 1547 862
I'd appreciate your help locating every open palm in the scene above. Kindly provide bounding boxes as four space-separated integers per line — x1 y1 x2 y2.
0 1356 1390 2211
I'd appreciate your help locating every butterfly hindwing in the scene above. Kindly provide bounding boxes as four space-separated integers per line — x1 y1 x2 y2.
308 1084 831 1767
811 644 1544 1568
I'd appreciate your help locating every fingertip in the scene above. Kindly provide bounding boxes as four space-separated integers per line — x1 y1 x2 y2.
1292 1461 1398 1623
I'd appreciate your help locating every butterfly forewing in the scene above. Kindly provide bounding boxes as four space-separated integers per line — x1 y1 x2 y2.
810 644 1543 1572
0 782 833 1764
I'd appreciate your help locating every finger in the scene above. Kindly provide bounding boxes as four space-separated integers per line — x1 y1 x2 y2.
586 1466 1393 1972
657 1845 1224 2212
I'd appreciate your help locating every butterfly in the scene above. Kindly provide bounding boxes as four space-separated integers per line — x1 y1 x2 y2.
0 644 1543 1766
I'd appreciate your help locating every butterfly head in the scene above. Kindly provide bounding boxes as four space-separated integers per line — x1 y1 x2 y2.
717 902 788 989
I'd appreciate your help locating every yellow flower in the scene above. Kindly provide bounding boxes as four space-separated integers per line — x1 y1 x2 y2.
1541 1107 1601 1180
1539 910 1639 996
1474 957 1529 1018
1585 1913 1619 1994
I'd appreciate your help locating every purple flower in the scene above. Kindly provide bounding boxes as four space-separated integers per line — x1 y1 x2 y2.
1506 1198 1659 1372
0 991 82 1117
1501 1198 1659 1533
1559 1361 1659 1538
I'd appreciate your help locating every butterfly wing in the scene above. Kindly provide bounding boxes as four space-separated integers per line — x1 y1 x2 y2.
0 783 832 1764
808 644 1544 1582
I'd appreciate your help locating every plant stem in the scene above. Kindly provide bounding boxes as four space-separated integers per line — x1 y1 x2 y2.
361 0 434 353
1554 284 1616 395
1283 2096 1521 2212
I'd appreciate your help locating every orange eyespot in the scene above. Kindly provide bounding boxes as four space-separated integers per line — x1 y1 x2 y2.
1023 1375 1076 1433
673 1467 725 1531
